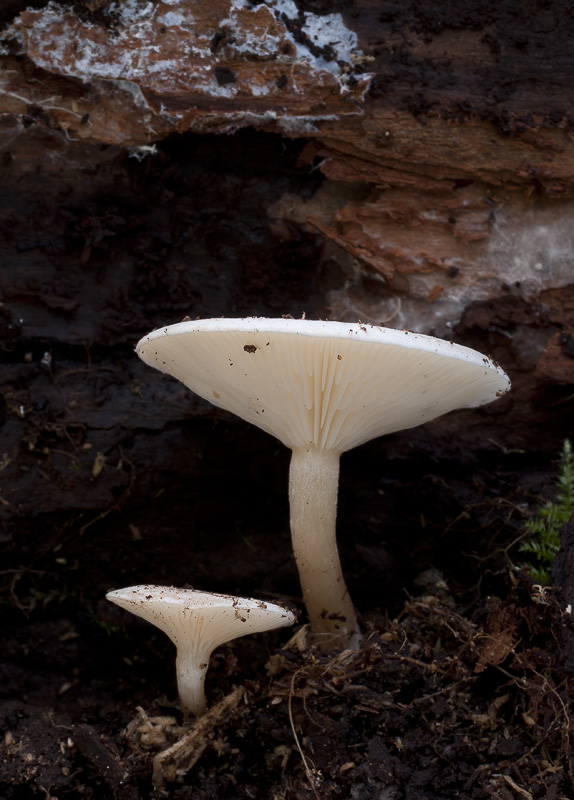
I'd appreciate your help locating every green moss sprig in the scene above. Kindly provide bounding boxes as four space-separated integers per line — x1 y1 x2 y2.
520 439 574 584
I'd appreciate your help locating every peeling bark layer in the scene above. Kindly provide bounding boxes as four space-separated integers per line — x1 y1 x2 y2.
8 0 373 142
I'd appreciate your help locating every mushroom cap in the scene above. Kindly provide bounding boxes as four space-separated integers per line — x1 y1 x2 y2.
137 317 510 453
106 585 296 660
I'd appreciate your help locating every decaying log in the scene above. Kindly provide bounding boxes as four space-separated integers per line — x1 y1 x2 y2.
2 0 574 345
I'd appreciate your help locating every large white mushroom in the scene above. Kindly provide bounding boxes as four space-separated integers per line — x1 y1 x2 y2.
136 318 510 649
106 585 295 716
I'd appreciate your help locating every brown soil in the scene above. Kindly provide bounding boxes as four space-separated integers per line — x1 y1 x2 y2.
1 125 573 798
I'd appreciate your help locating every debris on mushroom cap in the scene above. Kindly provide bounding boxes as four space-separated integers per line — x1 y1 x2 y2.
136 317 510 453
106 585 296 653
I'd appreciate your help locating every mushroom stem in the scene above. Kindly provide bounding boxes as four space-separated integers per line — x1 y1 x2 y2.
289 445 361 649
176 652 209 716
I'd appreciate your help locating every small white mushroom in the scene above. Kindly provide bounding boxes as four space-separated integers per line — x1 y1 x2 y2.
106 585 295 716
136 318 510 649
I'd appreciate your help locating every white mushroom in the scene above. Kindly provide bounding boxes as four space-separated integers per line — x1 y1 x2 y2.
106 585 295 716
136 317 510 649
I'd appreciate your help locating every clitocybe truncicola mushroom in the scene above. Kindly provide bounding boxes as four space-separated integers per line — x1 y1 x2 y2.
106 585 295 716
136 318 510 649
